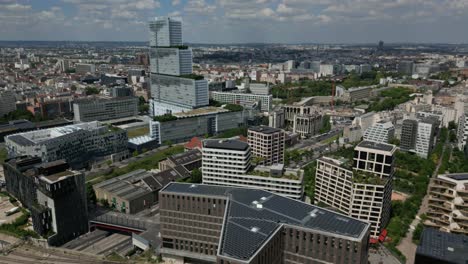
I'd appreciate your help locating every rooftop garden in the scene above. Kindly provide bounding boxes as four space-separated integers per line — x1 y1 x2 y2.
153 114 178 122
352 170 386 185
180 74 205 80
223 104 244 112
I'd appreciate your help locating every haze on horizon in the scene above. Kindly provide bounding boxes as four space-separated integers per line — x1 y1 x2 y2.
0 0 467 44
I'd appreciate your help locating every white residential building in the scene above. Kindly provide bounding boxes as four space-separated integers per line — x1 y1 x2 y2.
202 139 303 199
315 141 396 238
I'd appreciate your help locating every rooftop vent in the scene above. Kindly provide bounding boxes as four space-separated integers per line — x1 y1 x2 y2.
447 247 454 252
310 209 319 218
251 227 259 233
260 197 267 201
189 184 196 188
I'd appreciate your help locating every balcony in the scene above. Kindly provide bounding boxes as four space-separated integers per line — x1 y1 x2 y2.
430 190 455 199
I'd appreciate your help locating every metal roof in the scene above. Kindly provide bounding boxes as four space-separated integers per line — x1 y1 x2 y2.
161 183 370 261
416 228 468 264
248 126 282 134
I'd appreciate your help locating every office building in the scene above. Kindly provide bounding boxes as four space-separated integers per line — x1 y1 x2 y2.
400 117 439 158
111 86 133 97
415 228 468 264
3 157 88 246
397 61 414 75
212 92 272 112
320 64 335 76
400 119 418 151
150 47 192 76
293 114 323 138
363 121 394 144
249 83 271 95
149 17 182 47
73 97 138 122
159 182 371 264
425 173 468 235
248 126 285 166
149 17 208 116
202 139 303 199
0 91 16 117
283 103 316 127
315 141 397 238
75 63 96 74
150 74 209 115
149 107 258 145
343 86 374 102
5 121 128 168
268 109 285 129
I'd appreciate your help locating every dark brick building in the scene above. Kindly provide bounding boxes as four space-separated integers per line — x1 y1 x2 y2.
159 183 371 264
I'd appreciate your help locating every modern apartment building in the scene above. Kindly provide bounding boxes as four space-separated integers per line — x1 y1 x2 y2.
293 114 323 138
73 97 138 122
363 121 395 144
159 182 371 264
315 141 397 238
149 17 208 116
202 139 303 199
0 91 16 117
3 157 88 246
400 117 439 158
5 121 128 168
75 63 96 74
425 173 468 235
211 91 272 112
248 126 285 166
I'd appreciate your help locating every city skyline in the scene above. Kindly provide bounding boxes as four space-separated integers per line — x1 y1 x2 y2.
1 0 468 44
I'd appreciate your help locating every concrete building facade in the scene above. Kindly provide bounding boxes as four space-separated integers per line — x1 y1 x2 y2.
425 173 468 235
212 92 272 112
73 97 138 122
248 126 285 166
5 121 128 169
3 157 88 246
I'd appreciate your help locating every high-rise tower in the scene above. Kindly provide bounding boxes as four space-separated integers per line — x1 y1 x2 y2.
149 17 209 116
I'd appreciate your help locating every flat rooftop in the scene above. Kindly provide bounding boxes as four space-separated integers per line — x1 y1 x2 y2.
356 140 396 152
444 173 468 181
416 228 468 264
248 126 282 134
161 183 370 262
203 139 249 151
173 107 228 118
6 121 104 145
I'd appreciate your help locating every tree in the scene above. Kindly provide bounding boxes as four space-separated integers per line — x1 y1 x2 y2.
163 140 173 147
190 168 202 183
85 86 100 95
448 121 457 130
86 183 97 205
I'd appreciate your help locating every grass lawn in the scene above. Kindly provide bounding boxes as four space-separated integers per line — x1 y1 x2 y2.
320 134 339 144
88 145 184 185
127 126 150 138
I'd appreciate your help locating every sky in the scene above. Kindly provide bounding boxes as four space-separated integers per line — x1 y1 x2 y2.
0 0 468 44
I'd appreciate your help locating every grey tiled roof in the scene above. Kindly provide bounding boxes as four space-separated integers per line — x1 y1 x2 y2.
161 183 370 261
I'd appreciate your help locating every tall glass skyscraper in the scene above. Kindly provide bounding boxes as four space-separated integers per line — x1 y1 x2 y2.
149 17 208 116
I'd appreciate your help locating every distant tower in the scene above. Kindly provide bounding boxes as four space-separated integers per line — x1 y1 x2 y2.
378 41 384 50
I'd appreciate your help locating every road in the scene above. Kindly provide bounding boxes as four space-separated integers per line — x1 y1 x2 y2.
396 140 449 264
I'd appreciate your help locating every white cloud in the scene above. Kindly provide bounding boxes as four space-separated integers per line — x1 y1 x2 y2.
185 0 216 13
